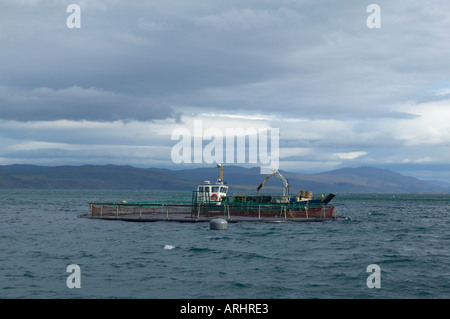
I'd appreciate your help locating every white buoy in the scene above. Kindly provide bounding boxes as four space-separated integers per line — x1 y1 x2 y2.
210 218 228 230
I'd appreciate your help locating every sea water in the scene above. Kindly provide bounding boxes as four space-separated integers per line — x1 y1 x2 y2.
0 190 449 299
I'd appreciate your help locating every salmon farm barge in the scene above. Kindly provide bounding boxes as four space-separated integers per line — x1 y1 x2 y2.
80 165 341 223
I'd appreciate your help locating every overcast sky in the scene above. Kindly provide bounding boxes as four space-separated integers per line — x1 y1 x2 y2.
1 0 450 182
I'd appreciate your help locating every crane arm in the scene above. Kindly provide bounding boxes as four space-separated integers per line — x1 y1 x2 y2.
256 170 289 198
274 171 289 198
256 173 274 192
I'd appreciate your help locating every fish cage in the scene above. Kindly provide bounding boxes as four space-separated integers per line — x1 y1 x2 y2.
82 192 338 223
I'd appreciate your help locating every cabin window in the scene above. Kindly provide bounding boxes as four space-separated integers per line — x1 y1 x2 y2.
220 187 228 194
212 186 219 192
198 186 204 192
204 186 210 193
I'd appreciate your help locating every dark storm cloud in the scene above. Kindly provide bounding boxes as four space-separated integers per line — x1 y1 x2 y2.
0 86 178 122
2 0 450 122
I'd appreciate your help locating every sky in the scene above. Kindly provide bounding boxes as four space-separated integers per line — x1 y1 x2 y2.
1 0 450 182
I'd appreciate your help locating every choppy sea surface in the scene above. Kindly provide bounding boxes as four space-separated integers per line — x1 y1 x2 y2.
1 190 449 299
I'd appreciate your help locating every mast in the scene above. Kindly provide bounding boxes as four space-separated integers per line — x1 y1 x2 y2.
216 163 223 184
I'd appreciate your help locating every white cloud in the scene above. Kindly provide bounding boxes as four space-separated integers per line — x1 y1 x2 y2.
333 151 368 160
280 147 312 159
434 88 450 96
393 99 450 145
199 112 275 122
402 157 433 164
8 141 84 152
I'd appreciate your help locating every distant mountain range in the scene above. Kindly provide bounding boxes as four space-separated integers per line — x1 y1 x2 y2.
0 164 448 193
